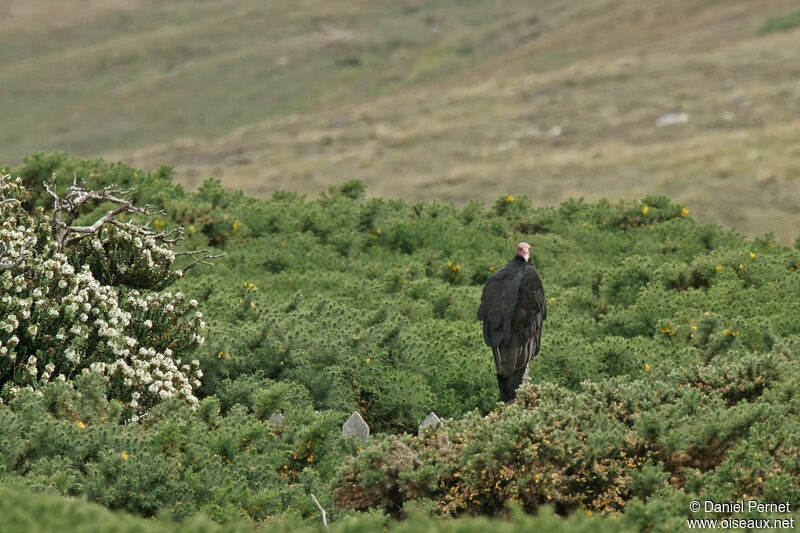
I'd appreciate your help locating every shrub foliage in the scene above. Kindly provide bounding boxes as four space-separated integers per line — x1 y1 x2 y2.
0 170 210 413
1 153 799 532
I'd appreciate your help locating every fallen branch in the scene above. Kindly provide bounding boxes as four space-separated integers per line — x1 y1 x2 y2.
310 493 329 530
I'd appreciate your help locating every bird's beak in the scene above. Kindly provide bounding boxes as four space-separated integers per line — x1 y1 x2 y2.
524 253 530 262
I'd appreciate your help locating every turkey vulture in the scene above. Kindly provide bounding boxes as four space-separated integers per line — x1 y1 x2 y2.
477 242 546 403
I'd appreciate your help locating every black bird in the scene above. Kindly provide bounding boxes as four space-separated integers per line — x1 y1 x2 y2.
477 242 546 403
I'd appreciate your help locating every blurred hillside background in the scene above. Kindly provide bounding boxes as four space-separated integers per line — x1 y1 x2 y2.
2 0 799 243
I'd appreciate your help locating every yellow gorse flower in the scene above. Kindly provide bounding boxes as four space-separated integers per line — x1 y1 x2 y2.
505 195 514 202
681 207 689 216
121 452 129 461
641 206 649 215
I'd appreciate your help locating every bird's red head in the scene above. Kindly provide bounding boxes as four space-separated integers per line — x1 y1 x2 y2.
516 242 531 262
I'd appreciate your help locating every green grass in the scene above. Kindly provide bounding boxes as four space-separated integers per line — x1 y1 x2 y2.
758 10 800 35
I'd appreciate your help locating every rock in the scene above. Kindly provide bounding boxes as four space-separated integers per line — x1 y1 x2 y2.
655 112 689 128
418 412 441 437
342 411 369 441
268 412 284 426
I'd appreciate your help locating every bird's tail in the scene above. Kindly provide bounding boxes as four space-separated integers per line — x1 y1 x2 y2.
492 342 534 377
497 363 529 403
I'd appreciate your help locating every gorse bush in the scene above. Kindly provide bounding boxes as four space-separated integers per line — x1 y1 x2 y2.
1 153 800 532
335 351 800 518
0 371 356 524
1 482 640 533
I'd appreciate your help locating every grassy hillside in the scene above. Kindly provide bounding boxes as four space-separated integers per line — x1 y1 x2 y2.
2 154 799 532
2 1 800 242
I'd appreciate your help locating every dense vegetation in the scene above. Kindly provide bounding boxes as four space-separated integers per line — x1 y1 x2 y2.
1 152 799 532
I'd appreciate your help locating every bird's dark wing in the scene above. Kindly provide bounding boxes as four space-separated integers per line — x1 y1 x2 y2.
515 263 546 365
477 260 524 348
479 260 546 377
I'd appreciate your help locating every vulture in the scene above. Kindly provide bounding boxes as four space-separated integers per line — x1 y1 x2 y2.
477 242 546 403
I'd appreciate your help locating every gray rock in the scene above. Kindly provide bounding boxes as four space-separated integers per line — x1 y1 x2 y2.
655 112 689 128
268 412 284 426
342 411 369 441
418 411 441 437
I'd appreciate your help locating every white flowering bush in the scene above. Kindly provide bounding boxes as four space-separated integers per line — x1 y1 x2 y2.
0 172 217 413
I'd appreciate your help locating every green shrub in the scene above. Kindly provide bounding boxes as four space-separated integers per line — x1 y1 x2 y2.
3 154 800 532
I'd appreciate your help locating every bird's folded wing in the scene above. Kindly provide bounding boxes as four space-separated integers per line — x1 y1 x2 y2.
477 269 522 347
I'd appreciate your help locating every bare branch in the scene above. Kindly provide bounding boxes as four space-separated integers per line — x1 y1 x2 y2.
46 178 171 252
42 174 224 275
310 494 329 529
130 223 183 243
176 250 225 276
